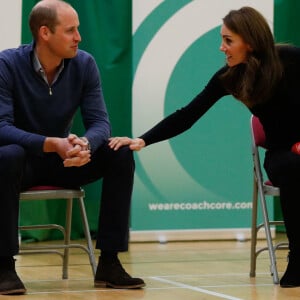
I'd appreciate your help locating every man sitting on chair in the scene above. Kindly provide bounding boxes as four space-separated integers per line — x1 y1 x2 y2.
0 0 145 295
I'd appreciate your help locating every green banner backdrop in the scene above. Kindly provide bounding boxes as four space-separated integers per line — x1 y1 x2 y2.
130 0 272 242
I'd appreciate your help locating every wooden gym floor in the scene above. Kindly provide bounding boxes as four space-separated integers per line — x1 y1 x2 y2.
10 233 300 300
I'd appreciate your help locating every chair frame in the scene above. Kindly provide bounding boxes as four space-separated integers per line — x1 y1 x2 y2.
19 187 97 279
250 115 288 284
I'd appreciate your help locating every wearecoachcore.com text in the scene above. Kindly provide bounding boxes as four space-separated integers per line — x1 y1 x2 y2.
148 201 252 211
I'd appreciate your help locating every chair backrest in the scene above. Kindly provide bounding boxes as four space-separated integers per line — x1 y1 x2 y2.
251 115 266 148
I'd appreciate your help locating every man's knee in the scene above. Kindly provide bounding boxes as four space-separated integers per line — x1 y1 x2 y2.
0 145 25 177
118 145 133 159
115 146 134 165
102 144 134 170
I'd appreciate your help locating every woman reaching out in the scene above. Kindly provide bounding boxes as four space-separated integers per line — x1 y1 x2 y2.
110 6 300 288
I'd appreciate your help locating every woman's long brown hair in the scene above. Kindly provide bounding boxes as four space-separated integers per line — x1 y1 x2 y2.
220 6 283 107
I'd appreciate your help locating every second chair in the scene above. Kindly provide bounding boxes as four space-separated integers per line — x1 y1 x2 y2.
249 115 288 284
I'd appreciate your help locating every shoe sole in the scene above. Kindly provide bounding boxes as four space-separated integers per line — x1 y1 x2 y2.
94 280 145 289
0 288 27 295
280 284 300 288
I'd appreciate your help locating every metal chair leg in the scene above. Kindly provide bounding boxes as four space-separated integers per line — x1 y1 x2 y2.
62 197 73 279
258 186 279 284
250 178 258 278
78 197 97 276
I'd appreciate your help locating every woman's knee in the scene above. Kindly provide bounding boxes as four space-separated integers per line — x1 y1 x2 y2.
264 150 300 185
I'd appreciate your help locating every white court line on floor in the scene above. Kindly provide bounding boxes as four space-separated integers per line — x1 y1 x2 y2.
24 290 123 295
150 276 243 300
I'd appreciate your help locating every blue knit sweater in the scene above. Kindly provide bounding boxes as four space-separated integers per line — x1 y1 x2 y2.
0 43 111 156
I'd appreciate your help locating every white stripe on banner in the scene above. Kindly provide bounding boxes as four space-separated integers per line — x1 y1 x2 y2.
132 0 164 34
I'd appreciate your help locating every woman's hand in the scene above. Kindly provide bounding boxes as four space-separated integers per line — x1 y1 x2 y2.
108 137 146 151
